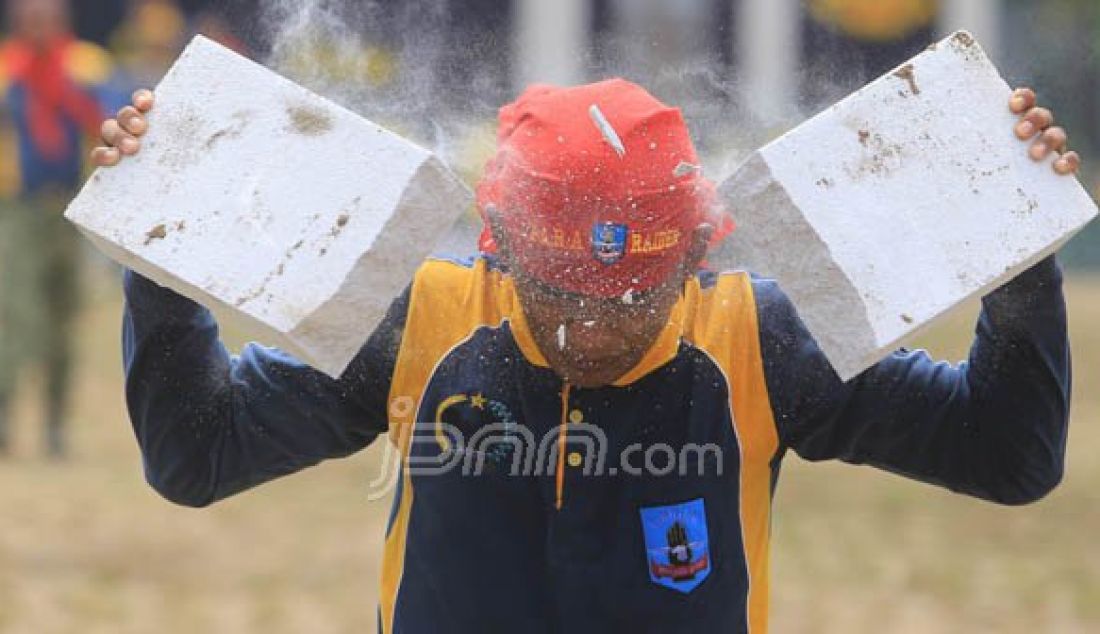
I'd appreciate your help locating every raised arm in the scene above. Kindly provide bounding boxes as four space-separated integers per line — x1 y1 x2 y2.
97 89 406 507
757 257 1069 505
123 271 406 507
755 86 1080 505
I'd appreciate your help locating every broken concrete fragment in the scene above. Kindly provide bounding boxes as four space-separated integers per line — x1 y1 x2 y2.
65 35 471 378
673 161 701 178
719 30 1097 381
589 104 626 157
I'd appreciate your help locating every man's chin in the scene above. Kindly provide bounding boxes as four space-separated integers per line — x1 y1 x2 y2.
554 362 630 389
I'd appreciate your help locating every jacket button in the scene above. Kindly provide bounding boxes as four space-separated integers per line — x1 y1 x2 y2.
569 409 584 424
567 452 583 467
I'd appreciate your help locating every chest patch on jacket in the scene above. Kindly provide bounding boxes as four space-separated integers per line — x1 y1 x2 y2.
640 497 712 593
433 391 519 469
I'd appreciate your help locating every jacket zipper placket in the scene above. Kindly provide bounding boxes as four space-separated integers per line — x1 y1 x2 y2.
554 382 571 510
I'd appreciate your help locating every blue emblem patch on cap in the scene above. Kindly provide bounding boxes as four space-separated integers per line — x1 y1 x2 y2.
591 222 628 265
639 498 711 594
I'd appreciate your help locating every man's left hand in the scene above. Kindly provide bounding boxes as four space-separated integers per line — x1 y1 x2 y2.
1010 87 1080 175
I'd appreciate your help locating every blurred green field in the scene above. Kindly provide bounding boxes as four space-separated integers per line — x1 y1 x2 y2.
0 260 1098 633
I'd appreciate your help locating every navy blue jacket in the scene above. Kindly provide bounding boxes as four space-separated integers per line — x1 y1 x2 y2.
122 255 1069 633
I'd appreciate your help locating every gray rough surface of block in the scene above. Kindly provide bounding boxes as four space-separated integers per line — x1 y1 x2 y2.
719 31 1097 381
65 36 471 378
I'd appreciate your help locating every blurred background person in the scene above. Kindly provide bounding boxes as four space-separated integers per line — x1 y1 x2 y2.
0 0 115 458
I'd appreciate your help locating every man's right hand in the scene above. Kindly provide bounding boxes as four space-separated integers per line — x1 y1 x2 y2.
91 89 154 167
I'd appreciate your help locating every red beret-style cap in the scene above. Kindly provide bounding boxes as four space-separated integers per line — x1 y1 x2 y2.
476 78 731 297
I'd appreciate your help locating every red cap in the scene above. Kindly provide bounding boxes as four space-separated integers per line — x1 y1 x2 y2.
476 78 732 298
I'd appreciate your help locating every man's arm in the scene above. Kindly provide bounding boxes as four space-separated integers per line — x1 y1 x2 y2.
123 270 407 507
757 256 1070 505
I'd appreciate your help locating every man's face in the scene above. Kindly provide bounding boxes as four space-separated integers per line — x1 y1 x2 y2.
10 0 68 44
513 268 683 389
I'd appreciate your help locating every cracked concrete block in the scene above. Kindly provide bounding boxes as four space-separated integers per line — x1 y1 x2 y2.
65 35 471 378
719 31 1097 381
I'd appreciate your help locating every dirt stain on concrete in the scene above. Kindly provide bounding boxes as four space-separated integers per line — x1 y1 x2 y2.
893 64 920 96
204 128 232 151
203 113 250 151
1012 187 1040 216
144 223 167 245
287 105 333 136
953 31 975 48
848 130 904 180
235 238 306 308
318 197 361 257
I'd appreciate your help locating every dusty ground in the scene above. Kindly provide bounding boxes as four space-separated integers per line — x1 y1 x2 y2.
0 261 1098 633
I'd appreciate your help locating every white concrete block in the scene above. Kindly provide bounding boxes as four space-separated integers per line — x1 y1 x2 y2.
65 36 471 378
719 31 1097 381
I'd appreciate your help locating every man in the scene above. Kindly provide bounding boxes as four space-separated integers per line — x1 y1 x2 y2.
0 0 115 457
93 78 1078 632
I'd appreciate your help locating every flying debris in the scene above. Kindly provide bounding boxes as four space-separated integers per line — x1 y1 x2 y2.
673 161 701 178
588 104 626 158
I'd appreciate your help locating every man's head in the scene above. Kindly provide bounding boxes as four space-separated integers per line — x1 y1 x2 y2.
477 79 728 387
7 0 70 45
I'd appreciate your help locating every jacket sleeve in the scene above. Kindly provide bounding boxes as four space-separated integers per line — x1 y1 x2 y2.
122 269 408 507
757 256 1071 505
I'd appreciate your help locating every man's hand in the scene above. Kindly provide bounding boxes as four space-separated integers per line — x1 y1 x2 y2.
1010 87 1080 175
90 89 154 167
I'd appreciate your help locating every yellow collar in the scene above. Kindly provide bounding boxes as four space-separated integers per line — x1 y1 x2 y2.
612 299 685 386
501 275 552 368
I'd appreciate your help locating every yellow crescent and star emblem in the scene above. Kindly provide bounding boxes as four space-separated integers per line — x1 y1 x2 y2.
433 392 517 464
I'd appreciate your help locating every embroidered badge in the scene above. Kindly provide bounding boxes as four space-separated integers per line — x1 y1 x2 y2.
640 498 711 594
591 221 628 265
434 392 518 468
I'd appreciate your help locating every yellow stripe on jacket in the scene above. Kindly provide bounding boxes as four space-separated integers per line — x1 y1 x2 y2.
684 272 780 633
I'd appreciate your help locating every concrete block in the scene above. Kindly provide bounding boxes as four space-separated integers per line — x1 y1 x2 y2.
719 31 1097 381
65 36 471 378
